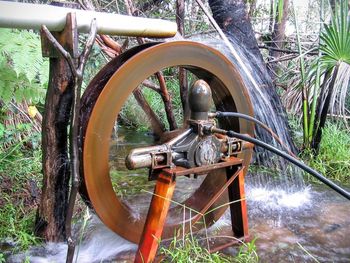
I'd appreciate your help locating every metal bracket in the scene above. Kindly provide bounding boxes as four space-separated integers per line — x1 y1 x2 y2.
226 137 242 157
150 151 172 170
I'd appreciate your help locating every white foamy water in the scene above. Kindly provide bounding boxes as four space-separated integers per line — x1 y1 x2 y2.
248 186 312 210
8 214 137 263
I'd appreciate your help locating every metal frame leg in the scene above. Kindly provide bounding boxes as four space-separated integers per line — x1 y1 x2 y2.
226 166 249 238
135 173 176 263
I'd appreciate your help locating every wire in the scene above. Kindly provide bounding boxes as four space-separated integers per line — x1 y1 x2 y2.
224 130 350 201
215 111 297 158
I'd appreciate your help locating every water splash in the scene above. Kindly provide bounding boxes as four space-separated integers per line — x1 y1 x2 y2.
248 186 312 210
8 215 136 263
195 37 305 191
193 0 304 191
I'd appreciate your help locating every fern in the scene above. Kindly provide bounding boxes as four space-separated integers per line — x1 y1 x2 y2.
0 29 49 104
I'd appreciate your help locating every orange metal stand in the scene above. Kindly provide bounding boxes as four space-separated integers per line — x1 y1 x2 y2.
135 157 248 262
134 173 176 263
226 165 249 238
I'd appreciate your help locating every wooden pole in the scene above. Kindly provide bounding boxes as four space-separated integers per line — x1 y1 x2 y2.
35 13 78 242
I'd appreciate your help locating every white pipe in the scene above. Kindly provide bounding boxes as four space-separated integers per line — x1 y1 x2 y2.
0 1 177 38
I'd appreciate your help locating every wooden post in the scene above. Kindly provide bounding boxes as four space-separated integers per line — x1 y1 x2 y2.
35 13 78 241
135 173 176 263
39 13 97 262
226 165 249 238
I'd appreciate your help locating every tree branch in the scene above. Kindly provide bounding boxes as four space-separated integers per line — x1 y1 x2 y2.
176 0 189 121
259 44 318 55
156 72 178 130
133 88 166 137
142 79 161 93
63 19 97 263
41 25 77 77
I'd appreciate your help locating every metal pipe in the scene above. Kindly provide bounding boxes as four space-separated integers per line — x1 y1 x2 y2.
0 1 177 38
125 129 192 170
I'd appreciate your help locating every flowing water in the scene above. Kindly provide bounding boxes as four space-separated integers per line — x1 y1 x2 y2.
202 38 305 191
7 183 350 262
6 130 350 263
194 1 303 190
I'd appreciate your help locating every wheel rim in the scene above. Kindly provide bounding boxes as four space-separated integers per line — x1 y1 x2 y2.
81 41 254 243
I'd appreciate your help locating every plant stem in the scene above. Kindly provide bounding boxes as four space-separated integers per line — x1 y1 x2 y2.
308 0 324 145
312 63 340 152
293 1 309 147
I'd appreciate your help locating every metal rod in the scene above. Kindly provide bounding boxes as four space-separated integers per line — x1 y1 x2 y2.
190 166 244 225
0 1 177 38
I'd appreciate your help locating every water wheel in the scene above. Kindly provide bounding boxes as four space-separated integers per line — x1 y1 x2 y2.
79 41 254 244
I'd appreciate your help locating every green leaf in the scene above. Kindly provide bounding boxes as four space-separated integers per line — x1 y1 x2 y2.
0 28 48 104
0 123 4 138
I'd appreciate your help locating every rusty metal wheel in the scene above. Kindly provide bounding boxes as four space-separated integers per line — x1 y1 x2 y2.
79 41 254 243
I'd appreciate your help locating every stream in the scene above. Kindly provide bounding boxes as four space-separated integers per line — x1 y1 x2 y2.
7 129 350 262
7 184 350 262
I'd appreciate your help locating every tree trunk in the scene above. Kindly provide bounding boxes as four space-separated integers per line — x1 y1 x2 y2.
248 0 257 18
35 49 73 242
137 0 163 14
35 12 78 242
329 0 336 12
209 0 264 63
176 0 189 120
268 0 274 33
311 65 340 153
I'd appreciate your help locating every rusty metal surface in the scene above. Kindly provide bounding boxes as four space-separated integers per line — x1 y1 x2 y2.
163 157 243 177
191 165 244 224
209 238 245 254
135 172 176 263
81 41 254 243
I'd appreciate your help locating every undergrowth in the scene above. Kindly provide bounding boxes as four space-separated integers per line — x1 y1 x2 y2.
160 235 258 263
0 128 42 251
110 169 154 197
303 123 350 184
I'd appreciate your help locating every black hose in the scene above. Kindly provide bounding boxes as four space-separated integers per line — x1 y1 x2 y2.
216 111 272 130
215 111 296 157
224 130 350 201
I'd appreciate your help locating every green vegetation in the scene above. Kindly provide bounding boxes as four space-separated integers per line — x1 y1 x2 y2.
0 29 48 105
110 169 154 197
0 128 42 250
303 123 350 184
289 1 350 151
119 75 185 131
160 235 258 263
1 1 349 262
